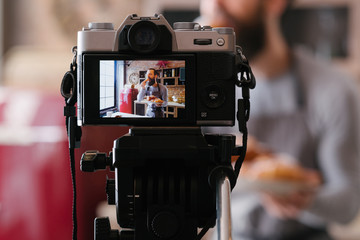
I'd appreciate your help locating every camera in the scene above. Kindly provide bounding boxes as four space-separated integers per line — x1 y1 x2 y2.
77 14 245 126
65 14 255 240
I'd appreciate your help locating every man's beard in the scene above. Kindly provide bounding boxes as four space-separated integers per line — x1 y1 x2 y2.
148 78 156 86
222 4 266 60
234 17 266 60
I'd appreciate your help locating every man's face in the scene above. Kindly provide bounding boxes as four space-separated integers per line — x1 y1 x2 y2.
147 70 156 85
215 0 266 60
148 70 155 80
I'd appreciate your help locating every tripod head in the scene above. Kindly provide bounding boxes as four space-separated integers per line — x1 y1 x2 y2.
80 127 243 240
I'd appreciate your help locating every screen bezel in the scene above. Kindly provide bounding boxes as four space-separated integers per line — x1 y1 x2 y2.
81 53 196 126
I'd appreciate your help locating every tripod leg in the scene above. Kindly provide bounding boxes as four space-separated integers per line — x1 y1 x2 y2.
216 175 232 240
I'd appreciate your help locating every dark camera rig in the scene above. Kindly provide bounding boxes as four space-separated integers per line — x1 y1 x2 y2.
80 127 242 240
60 14 255 240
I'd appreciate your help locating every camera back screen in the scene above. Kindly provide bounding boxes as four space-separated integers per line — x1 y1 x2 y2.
99 60 186 119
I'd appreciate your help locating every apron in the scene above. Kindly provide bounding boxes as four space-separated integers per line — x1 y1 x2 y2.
145 85 164 118
239 66 332 240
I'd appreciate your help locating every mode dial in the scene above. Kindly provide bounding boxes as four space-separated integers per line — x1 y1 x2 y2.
173 22 199 30
88 22 114 30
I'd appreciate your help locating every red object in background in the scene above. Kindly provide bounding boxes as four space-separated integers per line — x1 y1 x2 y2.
76 126 129 240
0 88 72 240
119 88 139 114
0 87 129 240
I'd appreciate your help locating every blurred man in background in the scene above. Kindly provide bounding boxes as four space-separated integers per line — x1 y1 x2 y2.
200 0 360 239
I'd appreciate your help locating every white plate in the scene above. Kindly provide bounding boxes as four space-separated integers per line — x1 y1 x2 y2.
236 177 318 195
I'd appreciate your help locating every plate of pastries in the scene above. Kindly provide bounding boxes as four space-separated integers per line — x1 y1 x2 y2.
234 137 321 195
146 95 164 106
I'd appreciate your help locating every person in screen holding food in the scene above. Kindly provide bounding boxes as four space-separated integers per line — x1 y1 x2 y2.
199 0 360 239
137 68 168 118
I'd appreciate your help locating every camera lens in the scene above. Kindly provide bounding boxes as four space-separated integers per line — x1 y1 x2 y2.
128 21 161 53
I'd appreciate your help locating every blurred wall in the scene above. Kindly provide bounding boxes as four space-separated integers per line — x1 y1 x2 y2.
292 0 360 84
1 0 203 91
141 0 199 16
2 0 143 91
2 0 200 54
0 1 3 81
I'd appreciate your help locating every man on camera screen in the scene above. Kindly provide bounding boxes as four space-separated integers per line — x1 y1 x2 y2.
137 68 168 118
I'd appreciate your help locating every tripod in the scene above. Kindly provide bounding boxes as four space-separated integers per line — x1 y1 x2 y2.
81 127 242 240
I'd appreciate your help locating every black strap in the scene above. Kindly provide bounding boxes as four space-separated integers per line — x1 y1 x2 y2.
233 88 251 181
61 46 80 240
235 46 256 90
69 147 77 240
61 67 77 106
233 46 255 181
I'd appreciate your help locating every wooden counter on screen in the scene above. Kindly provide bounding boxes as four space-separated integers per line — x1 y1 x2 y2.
134 100 185 118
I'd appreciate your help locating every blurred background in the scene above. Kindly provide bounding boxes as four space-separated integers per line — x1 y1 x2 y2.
0 0 360 239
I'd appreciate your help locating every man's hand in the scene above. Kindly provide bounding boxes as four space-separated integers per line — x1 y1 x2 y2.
261 171 321 219
261 191 315 219
140 79 149 89
141 79 157 89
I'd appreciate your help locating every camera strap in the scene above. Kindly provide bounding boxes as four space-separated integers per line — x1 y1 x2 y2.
61 46 81 240
234 46 256 181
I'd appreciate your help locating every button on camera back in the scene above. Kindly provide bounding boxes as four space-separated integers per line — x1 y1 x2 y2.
201 85 226 109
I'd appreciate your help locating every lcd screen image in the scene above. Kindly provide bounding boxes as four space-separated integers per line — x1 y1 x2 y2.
100 60 186 119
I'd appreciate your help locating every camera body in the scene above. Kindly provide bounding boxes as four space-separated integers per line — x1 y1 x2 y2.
73 14 255 240
77 14 238 126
